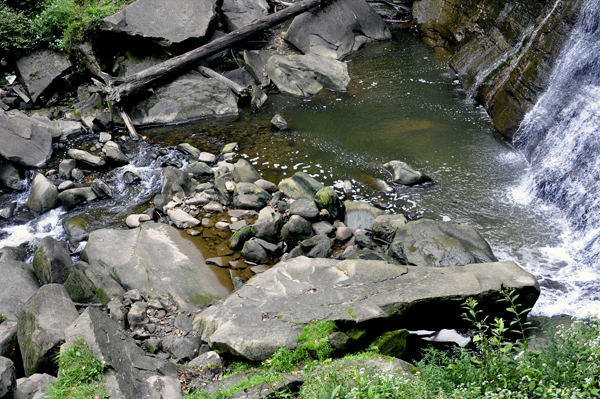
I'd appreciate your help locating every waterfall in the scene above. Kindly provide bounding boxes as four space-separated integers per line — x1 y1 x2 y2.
513 0 600 314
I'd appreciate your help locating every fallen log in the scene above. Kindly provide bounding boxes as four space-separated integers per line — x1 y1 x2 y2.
100 0 327 104
197 66 250 97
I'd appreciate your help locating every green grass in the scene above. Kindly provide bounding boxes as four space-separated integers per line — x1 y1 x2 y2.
45 340 109 399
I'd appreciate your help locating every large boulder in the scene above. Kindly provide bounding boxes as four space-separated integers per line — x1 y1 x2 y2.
153 166 194 210
233 183 271 210
194 257 539 361
26 174 58 216
13 373 56 399
103 0 217 48
221 0 269 32
102 141 129 164
344 201 386 230
383 160 431 186
0 110 54 168
63 261 126 304
32 236 73 285
265 54 351 97
372 214 407 242
0 320 18 360
129 73 238 126
387 219 498 267
67 149 106 168
285 0 391 60
281 215 313 245
17 284 79 376
251 207 283 243
0 356 16 399
15 49 72 103
57 187 98 211
63 307 182 398
232 159 261 183
0 160 24 191
0 260 39 322
314 186 341 219
278 172 324 200
82 222 230 311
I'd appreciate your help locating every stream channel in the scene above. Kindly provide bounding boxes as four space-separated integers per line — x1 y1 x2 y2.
0 30 590 317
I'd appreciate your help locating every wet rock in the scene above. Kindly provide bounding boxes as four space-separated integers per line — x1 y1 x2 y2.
63 216 89 245
17 284 79 376
0 356 16 398
57 187 98 211
251 85 268 113
63 307 183 398
67 149 106 168
203 202 225 213
370 329 409 358
233 159 261 183
102 140 129 164
91 178 113 199
281 215 313 246
103 0 216 48
241 238 269 264
383 160 431 186
387 219 498 267
221 0 269 32
285 0 391 60
177 143 201 158
57 181 74 191
0 246 26 262
372 214 407 242
347 249 397 264
198 152 216 164
194 257 539 361
186 162 214 180
271 114 288 130
278 172 324 200
290 198 319 220
233 183 271 210
354 229 378 250
243 50 271 84
15 49 72 103
122 171 141 185
71 168 84 181
251 207 283 243
129 73 238 126
266 54 351 97
168 209 200 229
230 225 254 250
0 111 54 168
26 173 58 216
32 236 73 285
153 166 193 210
14 373 56 399
214 177 231 206
0 160 24 190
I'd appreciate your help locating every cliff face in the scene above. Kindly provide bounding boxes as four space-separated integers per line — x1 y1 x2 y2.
413 0 585 140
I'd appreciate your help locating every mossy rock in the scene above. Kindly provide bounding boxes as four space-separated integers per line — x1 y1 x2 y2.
370 329 409 358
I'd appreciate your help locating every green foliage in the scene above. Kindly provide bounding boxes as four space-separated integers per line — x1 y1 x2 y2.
0 0 37 55
45 340 109 399
0 314 6 323
186 372 283 399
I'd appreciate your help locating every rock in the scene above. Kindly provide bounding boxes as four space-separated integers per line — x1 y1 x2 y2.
63 260 126 305
198 152 216 164
354 229 378 250
214 177 231 206
0 247 26 262
370 329 409 358
336 226 353 242
242 238 269 264
194 257 539 361
233 183 271 210
57 187 98 211
347 249 398 264
254 179 277 193
177 143 201 158
129 73 238 126
251 84 268 113
383 161 431 186
174 314 194 332
71 168 84 181
126 214 151 228
230 225 254 250
312 221 335 237
99 132 112 143
281 215 313 245
0 110 54 168
387 219 498 267
285 0 391 60
103 0 216 48
123 170 142 185
222 143 238 154
17 284 79 376
0 357 16 398
168 209 200 229
266 54 351 97
102 141 129 164
57 181 73 191
203 202 225 213
128 301 148 330
185 162 214 180
67 149 106 168
32 236 73 285
15 49 72 103
0 160 24 190
372 214 407 242
271 114 288 130
278 172 324 200
14 373 55 399
302 235 334 258
26 174 58 216
91 178 113 198
221 0 269 32
63 307 183 398
233 159 262 183
290 198 319 220
228 209 259 218
82 222 230 310
153 166 193 210
188 351 221 368
344 201 386 230
63 217 89 245
249 207 281 243
162 335 201 361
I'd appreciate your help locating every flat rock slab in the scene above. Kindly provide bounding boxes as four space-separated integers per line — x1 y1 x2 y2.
194 257 539 361
129 73 238 126
15 49 72 103
103 0 216 48
285 0 391 60
83 222 230 311
0 110 55 168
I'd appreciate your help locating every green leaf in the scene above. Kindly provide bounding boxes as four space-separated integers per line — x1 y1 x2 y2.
75 351 81 357
529 381 536 390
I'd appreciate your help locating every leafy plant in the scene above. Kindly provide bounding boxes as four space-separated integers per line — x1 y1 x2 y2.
0 0 37 55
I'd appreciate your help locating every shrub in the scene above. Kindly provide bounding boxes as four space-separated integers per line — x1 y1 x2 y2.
0 0 37 55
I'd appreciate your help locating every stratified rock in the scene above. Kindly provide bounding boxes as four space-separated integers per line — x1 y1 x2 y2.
232 159 261 183
0 110 54 168
233 183 271 210
387 219 498 267
13 373 56 399
15 49 72 103
32 236 73 285
63 307 183 398
67 149 106 168
82 222 230 310
278 172 324 200
103 0 217 48
221 0 269 31
17 284 79 376
243 50 272 84
265 54 351 97
129 73 238 126
383 160 431 186
343 201 386 230
194 257 539 361
26 174 58 216
285 0 391 60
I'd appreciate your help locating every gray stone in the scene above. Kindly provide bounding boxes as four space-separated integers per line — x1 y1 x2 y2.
230 226 254 250
312 221 335 237
0 160 24 190
57 187 97 211
71 169 84 181
194 257 540 361
251 207 283 243
0 247 25 262
177 143 201 158
99 132 112 143
67 149 106 168
63 307 183 398
57 181 74 191
129 73 238 126
198 152 216 164
203 202 225 213
174 314 193 332
63 261 126 305
222 143 238 154
91 178 113 198
354 229 378 250
314 186 341 219
185 161 214 179
233 159 262 183
26 174 58 216
214 177 231 206
285 0 391 60
0 320 18 362
372 214 408 242
0 356 16 398
123 171 142 185
32 236 73 285
233 183 271 210
128 302 148 329
0 260 39 323
387 219 498 267
17 284 79 376
278 172 324 200
344 201 387 230
228 209 259 218
14 373 55 399
168 209 200 229
254 179 277 193
271 114 288 130
82 222 231 310
102 140 129 164
63 216 89 244
303 235 334 259
281 215 313 245
290 199 319 220
265 54 351 97
162 335 201 361
15 49 72 103
103 0 216 48
153 166 193 210
243 50 272 84
188 351 221 369
0 111 54 168
224 68 256 88
242 238 269 264
221 0 269 32
383 160 431 186
126 214 151 228
336 226 353 242
347 249 398 264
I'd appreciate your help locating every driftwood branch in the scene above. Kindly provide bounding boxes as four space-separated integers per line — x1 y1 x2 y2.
197 66 250 97
119 107 139 139
101 0 326 104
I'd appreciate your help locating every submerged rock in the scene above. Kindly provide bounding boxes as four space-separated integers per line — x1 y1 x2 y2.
383 160 431 186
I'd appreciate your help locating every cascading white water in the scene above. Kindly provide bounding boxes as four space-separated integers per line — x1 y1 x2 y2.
513 0 600 315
